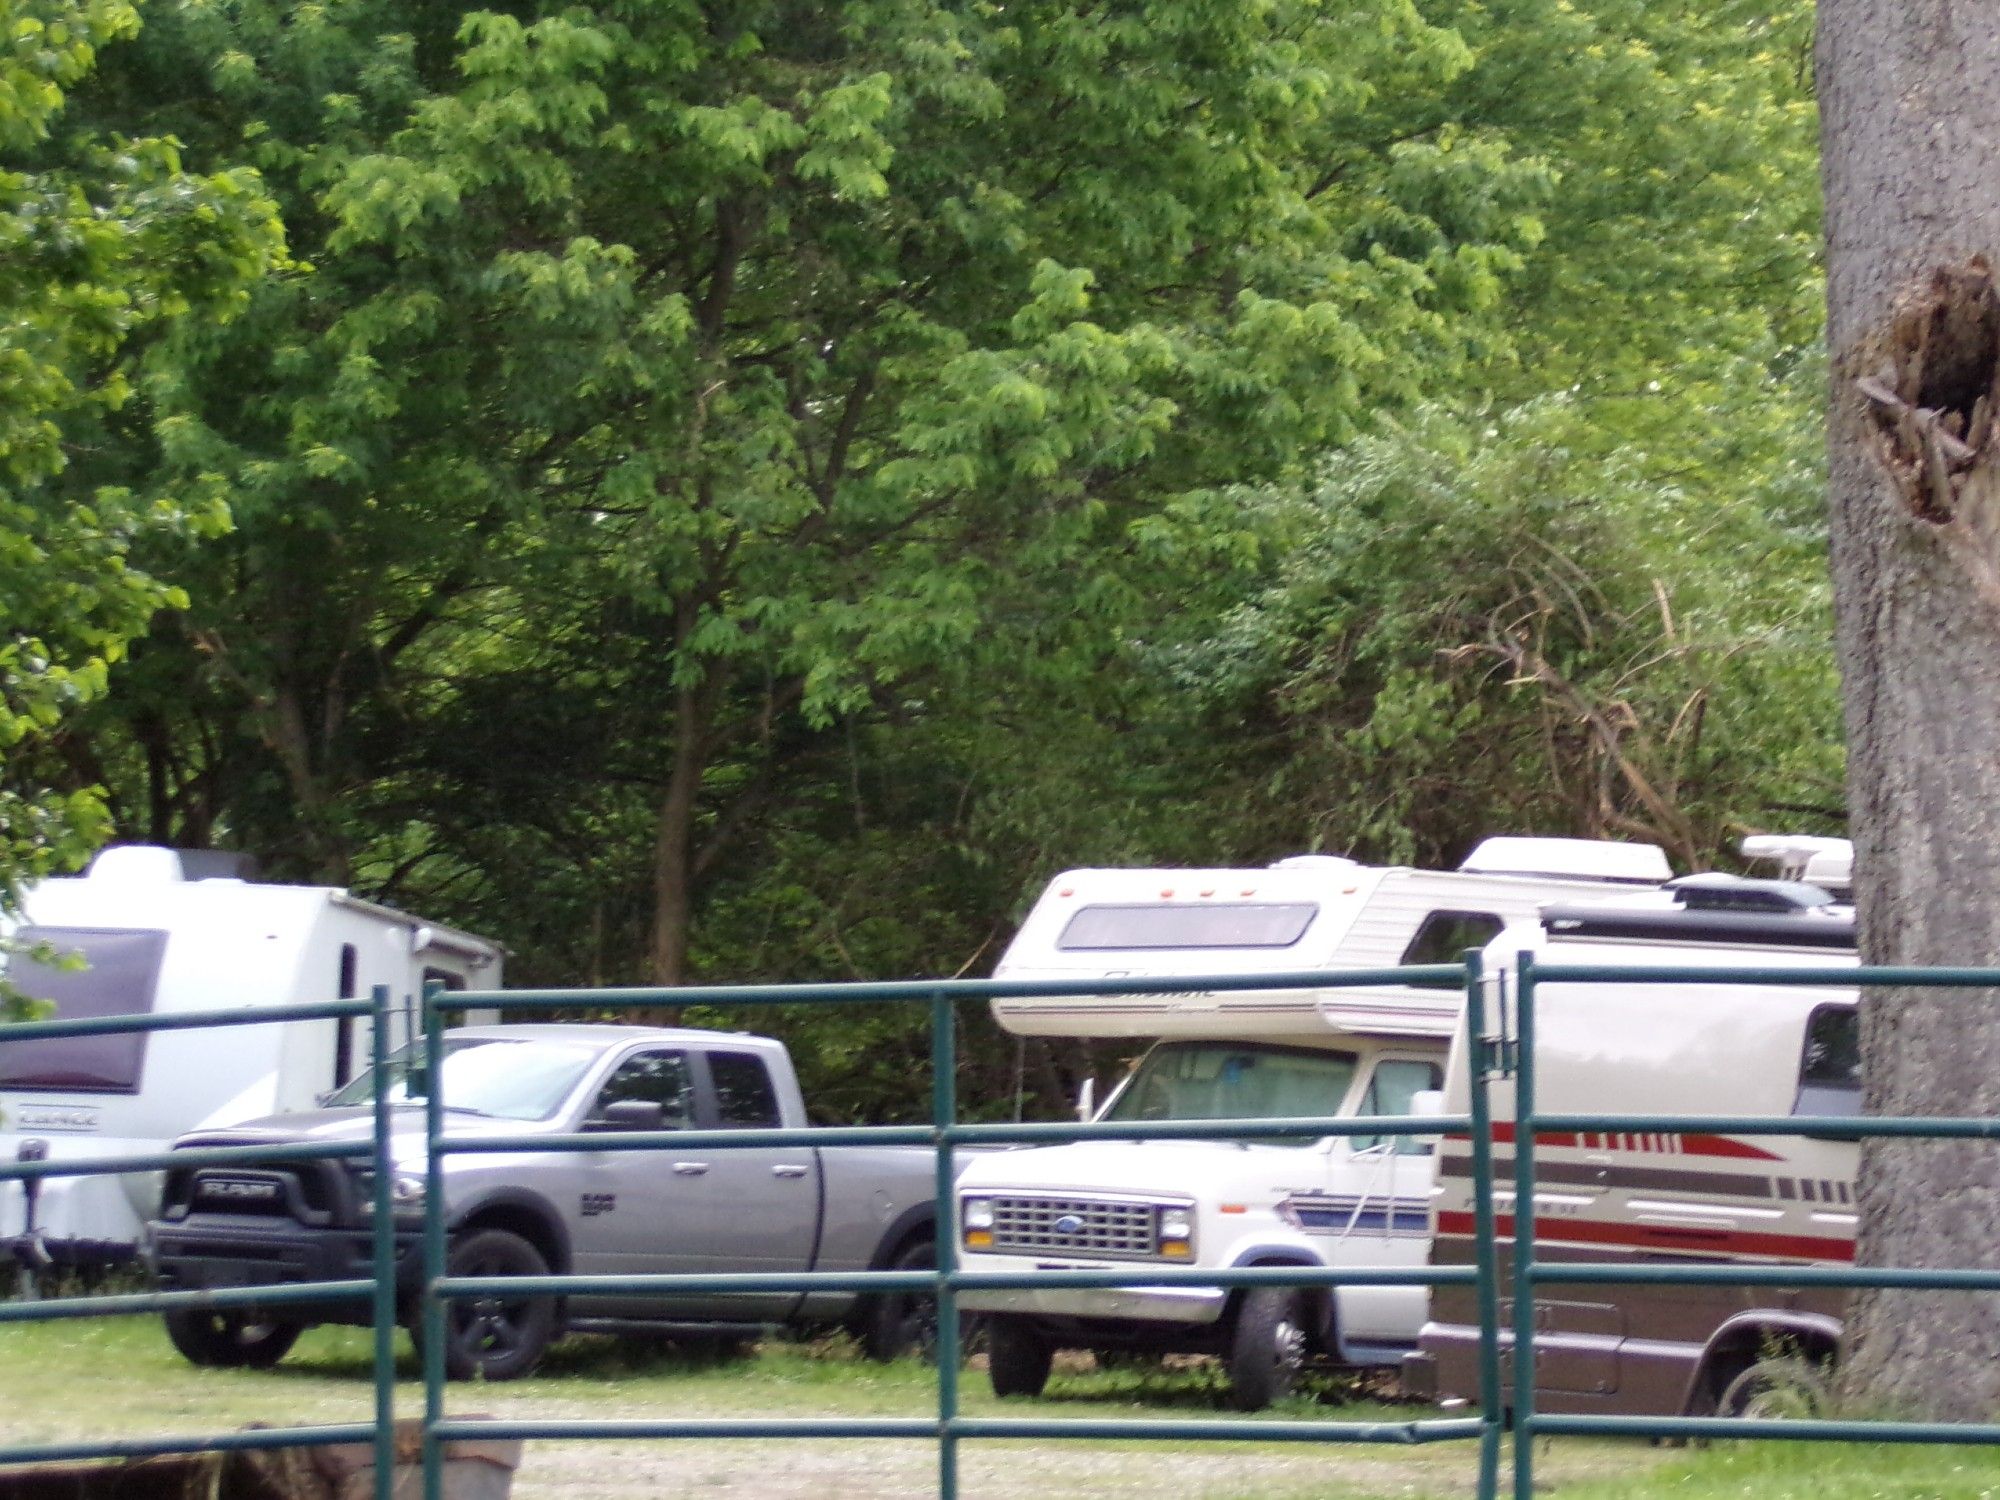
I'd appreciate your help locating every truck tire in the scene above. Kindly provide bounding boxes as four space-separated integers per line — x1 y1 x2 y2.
163 1309 302 1369
1226 1287 1307 1411
861 1238 939 1363
986 1315 1053 1398
423 1227 557 1382
1717 1356 1829 1420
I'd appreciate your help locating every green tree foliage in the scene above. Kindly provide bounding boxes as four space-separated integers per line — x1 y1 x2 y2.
0 0 280 1010
70 0 1550 982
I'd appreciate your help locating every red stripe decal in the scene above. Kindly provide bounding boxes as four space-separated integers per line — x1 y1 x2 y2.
1435 1210 1854 1263
1441 1123 1783 1161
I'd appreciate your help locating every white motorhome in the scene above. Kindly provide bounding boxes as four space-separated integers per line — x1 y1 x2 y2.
1414 867 1859 1418
0 844 502 1269
954 836 1674 1410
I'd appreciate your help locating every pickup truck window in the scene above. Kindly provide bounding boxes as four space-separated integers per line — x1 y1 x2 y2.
590 1049 694 1126
708 1051 781 1127
1058 903 1317 951
327 1036 598 1120
1102 1041 1358 1146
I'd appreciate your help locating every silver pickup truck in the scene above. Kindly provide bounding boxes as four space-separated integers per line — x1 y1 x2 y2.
146 1024 948 1379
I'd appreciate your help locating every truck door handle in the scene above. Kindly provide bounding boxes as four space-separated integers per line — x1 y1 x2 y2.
771 1164 809 1179
672 1162 710 1176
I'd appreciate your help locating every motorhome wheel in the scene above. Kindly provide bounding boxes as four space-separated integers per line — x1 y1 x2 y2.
1717 1356 1829 1420
162 1308 302 1369
985 1316 1054 1398
1227 1287 1307 1411
419 1227 557 1381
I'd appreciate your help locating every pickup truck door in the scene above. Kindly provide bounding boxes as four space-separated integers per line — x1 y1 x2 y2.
678 1048 819 1318
568 1046 711 1318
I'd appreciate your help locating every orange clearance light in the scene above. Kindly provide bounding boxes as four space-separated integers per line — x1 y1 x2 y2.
1199 888 1215 898
1161 1241 1192 1258
1160 888 1174 898
1219 1203 1247 1215
965 1230 993 1249
1058 887 1074 897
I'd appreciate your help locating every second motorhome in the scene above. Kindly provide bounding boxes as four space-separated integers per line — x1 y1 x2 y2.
955 836 1674 1409
1414 871 1859 1417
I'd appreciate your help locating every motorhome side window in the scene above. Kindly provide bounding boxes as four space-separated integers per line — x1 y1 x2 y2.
0 926 169 1094
1057 903 1317 950
708 1051 781 1128
592 1050 694 1126
1352 1059 1446 1154
1398 911 1504 988
1794 1005 1861 1117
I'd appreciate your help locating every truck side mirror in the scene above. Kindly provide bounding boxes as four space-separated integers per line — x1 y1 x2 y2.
1075 1077 1096 1123
588 1099 667 1132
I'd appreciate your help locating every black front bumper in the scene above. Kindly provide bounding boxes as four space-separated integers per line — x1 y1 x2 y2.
149 1219 424 1327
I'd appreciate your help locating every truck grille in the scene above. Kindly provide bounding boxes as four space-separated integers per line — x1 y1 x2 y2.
988 1196 1162 1259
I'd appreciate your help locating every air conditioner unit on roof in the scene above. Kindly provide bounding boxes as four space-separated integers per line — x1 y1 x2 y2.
1457 836 1672 885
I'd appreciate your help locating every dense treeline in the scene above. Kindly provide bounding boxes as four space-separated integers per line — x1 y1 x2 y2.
4 0 1834 1115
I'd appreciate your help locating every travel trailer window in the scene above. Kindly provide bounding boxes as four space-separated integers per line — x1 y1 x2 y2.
1057 903 1317 951
1397 911 1504 986
1101 1041 1358 1146
1794 1004 1861 1117
326 1035 597 1120
708 1051 781 1128
1352 1058 1446 1154
0 926 169 1094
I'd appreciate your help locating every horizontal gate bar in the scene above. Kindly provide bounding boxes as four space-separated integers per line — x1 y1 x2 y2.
1529 1113 2000 1139
440 1265 1479 1299
1 1137 373 1182
0 997 371 1043
1533 1415 2000 1444
0 1280 375 1324
428 1416 1488 1445
1536 1264 2000 1290
0 1423 380 1469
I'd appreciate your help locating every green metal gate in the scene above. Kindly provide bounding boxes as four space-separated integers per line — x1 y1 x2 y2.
4 955 1999 1500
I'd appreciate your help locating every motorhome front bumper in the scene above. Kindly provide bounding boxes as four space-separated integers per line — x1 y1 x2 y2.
957 1257 1226 1326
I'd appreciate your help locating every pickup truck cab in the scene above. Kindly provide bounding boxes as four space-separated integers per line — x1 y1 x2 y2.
147 1024 945 1379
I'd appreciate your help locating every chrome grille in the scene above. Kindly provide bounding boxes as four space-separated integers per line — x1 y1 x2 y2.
989 1196 1161 1258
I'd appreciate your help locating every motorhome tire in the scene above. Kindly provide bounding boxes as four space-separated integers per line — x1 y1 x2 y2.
1227 1287 1307 1411
162 1309 302 1369
1717 1356 1829 1420
421 1228 557 1381
986 1316 1053 1398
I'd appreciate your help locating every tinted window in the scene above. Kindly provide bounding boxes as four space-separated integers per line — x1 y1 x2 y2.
1353 1058 1445 1154
591 1050 694 1126
0 927 170 1094
1794 1005 1861 1117
1398 911 1504 987
709 1052 781 1128
1058 903 1318 951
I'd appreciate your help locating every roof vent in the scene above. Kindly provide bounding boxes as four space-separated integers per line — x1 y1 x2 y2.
1740 835 1852 896
1457 837 1672 885
1666 873 1834 913
1269 854 1363 873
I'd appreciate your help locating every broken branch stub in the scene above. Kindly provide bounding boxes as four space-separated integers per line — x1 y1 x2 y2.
1857 254 2000 606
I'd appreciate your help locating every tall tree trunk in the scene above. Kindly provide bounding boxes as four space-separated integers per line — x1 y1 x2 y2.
648 672 713 986
1821 1 2000 1419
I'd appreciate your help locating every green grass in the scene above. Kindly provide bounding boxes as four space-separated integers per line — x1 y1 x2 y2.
7 1318 2000 1498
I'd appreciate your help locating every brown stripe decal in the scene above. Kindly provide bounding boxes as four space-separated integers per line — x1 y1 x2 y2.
1439 1155 1776 1200
1434 1209 1855 1263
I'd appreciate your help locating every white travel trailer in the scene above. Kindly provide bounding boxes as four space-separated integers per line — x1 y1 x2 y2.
1414 872 1859 1417
0 844 503 1269
955 836 1675 1410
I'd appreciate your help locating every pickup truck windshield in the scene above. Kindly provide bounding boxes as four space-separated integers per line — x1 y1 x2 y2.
1102 1041 1358 1145
326 1037 599 1121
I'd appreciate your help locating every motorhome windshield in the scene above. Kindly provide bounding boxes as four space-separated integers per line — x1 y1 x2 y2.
0 926 169 1094
327 1036 598 1120
1102 1041 1358 1144
1058 903 1317 951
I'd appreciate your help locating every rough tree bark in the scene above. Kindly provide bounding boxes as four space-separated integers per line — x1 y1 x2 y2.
1820 1 2000 1419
